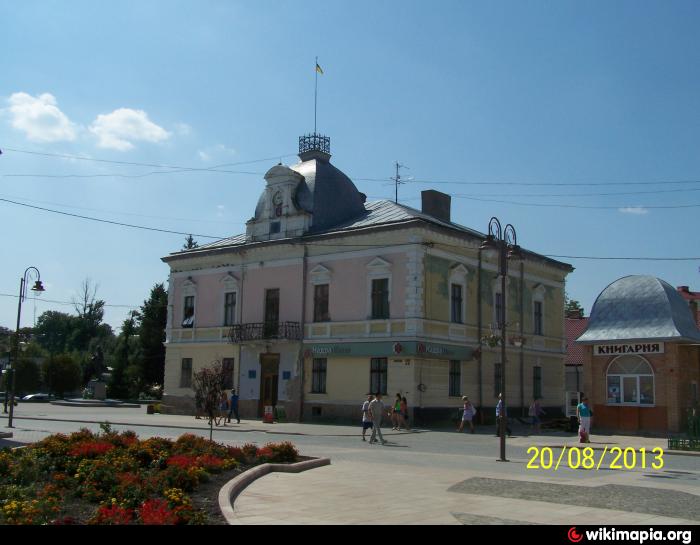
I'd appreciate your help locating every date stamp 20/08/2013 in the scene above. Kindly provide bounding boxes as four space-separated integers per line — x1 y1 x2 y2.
526 446 665 471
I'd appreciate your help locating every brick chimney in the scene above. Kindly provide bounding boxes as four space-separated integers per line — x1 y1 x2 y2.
421 190 451 223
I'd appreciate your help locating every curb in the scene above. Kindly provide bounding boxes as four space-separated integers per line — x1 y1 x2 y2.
218 457 331 524
0 432 13 439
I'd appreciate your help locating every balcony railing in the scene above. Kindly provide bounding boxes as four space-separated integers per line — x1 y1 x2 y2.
228 322 302 343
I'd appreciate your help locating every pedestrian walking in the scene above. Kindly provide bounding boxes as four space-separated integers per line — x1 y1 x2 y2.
368 392 389 445
216 391 229 426
194 390 204 420
226 388 240 424
529 397 546 434
400 396 411 431
495 393 512 437
457 396 476 433
576 395 593 443
361 394 374 441
391 393 402 430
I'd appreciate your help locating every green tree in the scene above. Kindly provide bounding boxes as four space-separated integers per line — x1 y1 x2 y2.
34 311 77 355
108 312 139 399
183 235 198 249
565 293 585 317
43 354 82 398
14 357 41 395
136 283 168 390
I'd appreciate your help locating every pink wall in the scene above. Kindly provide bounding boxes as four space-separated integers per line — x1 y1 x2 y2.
306 253 408 321
172 252 410 328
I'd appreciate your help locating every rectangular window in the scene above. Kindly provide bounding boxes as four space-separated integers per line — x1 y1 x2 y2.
370 357 388 395
182 296 195 328
313 284 330 322
607 375 621 404
533 366 542 399
494 292 503 329
221 358 234 390
224 292 236 326
311 358 327 393
639 376 654 405
449 360 461 397
534 301 543 336
371 278 390 319
494 362 502 398
264 288 280 337
451 284 463 323
180 358 192 388
270 222 281 234
623 376 638 403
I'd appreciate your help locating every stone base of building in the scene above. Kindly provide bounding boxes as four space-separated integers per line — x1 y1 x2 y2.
161 395 195 415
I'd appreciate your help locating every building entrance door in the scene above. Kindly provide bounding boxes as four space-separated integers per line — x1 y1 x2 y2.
259 354 279 417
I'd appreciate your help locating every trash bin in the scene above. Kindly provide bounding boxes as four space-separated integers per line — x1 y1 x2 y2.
147 404 155 415
263 405 274 423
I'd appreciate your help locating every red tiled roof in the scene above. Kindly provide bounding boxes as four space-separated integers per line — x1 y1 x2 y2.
676 287 700 328
566 317 589 365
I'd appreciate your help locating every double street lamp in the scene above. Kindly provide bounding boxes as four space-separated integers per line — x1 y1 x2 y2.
480 218 521 462
6 267 45 428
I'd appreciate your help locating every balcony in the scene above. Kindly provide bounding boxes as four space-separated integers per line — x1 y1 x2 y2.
228 322 302 343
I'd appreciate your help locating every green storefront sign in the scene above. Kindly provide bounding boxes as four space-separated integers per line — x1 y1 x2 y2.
304 341 474 360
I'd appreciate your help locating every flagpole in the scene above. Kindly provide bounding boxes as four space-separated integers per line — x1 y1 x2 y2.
314 56 318 134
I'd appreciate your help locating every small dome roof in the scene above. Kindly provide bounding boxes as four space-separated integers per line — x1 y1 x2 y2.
577 275 700 343
290 156 366 232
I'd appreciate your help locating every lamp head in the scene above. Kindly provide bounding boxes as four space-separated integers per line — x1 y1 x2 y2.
31 280 45 292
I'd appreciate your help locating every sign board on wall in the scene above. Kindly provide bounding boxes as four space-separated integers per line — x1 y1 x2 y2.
593 343 664 356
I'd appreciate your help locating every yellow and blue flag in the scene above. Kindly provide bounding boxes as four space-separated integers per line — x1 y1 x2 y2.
316 63 324 75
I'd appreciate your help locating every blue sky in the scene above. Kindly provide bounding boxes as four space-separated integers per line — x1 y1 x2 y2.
1 1 699 332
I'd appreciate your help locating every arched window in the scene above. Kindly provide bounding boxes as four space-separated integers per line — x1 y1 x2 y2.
606 356 654 406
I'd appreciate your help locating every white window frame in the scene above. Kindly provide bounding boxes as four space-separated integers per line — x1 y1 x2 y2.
366 257 392 320
220 272 240 326
182 277 197 328
606 355 655 406
532 284 546 337
449 264 468 324
310 264 332 323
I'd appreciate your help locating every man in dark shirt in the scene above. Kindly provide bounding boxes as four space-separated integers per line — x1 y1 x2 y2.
227 388 240 424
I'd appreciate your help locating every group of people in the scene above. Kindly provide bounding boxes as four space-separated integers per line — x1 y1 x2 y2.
195 388 241 426
360 392 412 444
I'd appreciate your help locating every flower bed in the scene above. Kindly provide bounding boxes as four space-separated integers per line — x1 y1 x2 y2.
0 427 299 525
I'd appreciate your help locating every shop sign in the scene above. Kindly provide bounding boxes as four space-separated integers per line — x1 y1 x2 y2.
304 341 474 360
593 343 664 356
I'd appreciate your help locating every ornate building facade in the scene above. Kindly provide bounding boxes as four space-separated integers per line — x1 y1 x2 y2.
161 135 573 423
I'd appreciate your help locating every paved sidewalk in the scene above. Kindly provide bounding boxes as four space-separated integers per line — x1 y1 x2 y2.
232 458 700 525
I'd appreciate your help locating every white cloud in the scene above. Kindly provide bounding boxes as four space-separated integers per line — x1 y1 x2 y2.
89 108 170 151
197 144 237 162
619 206 649 215
6 92 77 142
216 204 225 217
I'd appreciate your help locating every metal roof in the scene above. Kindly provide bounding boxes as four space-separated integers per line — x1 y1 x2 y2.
577 275 700 344
166 199 571 272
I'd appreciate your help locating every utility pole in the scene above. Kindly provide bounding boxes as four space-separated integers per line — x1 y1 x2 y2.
392 161 408 203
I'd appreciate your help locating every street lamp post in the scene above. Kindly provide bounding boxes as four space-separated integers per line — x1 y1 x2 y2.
7 267 44 428
480 218 521 462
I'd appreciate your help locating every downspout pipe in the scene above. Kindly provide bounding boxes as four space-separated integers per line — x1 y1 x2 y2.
298 243 308 422
477 247 483 424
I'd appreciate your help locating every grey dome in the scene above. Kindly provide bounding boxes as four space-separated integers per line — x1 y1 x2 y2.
290 156 366 232
577 275 700 343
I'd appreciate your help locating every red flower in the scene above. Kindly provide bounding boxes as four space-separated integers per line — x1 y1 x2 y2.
166 454 197 469
139 499 179 525
92 504 134 525
69 441 115 458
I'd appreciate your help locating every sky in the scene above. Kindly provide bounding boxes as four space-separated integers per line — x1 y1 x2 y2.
1 0 699 333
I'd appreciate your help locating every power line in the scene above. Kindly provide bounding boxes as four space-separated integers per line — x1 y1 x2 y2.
0 293 139 308
355 177 700 187
1 194 246 225
452 195 700 209
0 198 227 239
1 146 296 173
